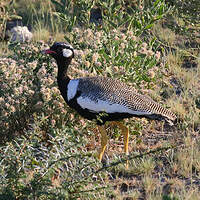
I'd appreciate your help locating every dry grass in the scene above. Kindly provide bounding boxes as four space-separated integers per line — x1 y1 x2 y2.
32 27 51 42
153 23 176 46
0 41 11 56
32 27 65 42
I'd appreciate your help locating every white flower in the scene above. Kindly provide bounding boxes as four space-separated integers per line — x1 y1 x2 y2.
92 53 99 63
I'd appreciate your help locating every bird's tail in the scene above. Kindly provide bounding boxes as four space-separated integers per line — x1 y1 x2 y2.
146 112 177 126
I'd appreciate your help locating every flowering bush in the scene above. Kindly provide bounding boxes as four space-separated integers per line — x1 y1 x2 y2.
71 28 162 92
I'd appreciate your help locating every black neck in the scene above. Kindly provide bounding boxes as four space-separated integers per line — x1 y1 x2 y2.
56 59 71 101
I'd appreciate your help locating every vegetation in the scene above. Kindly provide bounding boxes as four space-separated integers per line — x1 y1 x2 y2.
0 0 199 199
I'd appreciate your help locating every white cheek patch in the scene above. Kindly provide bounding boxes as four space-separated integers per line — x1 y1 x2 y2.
63 48 73 58
77 96 152 115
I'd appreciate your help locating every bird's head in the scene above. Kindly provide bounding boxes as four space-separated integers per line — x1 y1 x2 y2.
43 42 74 66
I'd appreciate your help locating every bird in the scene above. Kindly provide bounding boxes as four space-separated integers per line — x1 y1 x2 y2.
43 42 176 168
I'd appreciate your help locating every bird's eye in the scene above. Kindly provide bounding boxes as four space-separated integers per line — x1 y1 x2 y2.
62 48 73 58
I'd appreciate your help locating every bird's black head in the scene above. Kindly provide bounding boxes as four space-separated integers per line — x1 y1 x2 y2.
43 42 74 66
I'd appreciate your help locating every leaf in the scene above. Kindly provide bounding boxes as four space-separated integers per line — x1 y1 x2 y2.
52 12 61 17
32 159 39 165
114 5 122 12
119 15 131 27
154 15 163 21
108 20 117 28
144 23 153 30
64 36 71 44
99 49 110 62
153 0 162 8
132 130 141 136
149 37 156 46
102 51 110 62
9 0 14 6
9 15 22 20
158 4 165 15
134 19 142 29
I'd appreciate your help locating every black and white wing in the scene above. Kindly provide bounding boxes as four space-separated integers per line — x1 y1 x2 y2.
67 76 176 123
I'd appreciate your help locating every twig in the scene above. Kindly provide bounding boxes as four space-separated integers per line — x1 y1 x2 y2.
151 31 199 59
69 186 109 195
95 144 177 173
48 152 93 168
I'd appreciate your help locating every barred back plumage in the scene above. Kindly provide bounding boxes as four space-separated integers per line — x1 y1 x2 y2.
77 76 176 124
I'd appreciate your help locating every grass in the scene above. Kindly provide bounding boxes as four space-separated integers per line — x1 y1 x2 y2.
0 0 200 199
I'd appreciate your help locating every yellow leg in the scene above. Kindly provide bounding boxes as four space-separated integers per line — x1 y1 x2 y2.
110 121 129 169
97 125 108 161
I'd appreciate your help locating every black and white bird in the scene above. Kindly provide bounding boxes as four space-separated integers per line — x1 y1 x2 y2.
43 42 176 167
